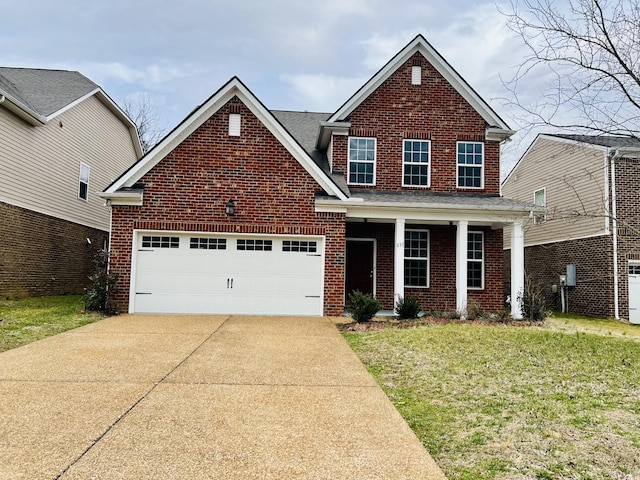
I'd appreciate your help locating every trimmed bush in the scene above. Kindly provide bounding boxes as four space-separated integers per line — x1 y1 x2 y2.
346 290 382 323
395 295 421 320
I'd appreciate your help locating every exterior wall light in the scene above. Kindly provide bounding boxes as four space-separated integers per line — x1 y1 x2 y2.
225 199 236 216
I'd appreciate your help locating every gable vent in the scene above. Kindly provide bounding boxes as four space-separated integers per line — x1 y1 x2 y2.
411 66 422 85
229 113 241 136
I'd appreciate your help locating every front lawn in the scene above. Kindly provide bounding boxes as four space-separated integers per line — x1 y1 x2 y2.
0 295 103 353
343 318 640 479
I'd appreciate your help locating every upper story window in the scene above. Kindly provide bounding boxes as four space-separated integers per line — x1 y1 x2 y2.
348 137 376 185
457 142 484 189
534 188 546 224
78 162 90 201
404 229 429 287
467 231 484 289
403 140 430 187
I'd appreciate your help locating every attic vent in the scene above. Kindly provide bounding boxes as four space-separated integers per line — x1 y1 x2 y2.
411 66 422 85
229 114 241 136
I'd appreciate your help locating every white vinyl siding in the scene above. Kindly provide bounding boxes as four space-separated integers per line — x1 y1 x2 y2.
0 95 138 231
503 136 608 249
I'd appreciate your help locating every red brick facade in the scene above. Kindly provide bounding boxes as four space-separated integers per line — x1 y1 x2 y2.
331 52 501 195
0 201 108 298
107 41 514 317
108 97 346 314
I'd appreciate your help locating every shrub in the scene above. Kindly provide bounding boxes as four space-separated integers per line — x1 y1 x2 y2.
395 295 421 320
516 275 549 322
346 290 382 323
83 249 118 314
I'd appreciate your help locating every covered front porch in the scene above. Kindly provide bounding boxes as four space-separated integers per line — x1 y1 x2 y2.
317 191 530 319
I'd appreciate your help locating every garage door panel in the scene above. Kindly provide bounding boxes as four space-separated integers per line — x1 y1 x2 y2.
132 233 324 315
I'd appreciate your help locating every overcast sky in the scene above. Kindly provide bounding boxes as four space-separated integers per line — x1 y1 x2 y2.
1 0 544 173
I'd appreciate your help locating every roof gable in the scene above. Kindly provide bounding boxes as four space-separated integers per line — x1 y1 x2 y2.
327 35 513 139
103 77 347 201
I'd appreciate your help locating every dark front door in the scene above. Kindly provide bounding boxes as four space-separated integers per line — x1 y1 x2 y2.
345 240 374 296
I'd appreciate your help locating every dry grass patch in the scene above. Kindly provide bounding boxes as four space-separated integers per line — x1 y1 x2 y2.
344 323 640 479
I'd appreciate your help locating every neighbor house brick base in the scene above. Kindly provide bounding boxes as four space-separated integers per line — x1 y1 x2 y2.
505 235 616 318
0 201 108 298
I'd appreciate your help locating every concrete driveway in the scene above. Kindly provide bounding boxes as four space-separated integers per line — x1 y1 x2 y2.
0 315 445 479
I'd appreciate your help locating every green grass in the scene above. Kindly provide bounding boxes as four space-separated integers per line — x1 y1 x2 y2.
344 321 640 479
0 295 103 352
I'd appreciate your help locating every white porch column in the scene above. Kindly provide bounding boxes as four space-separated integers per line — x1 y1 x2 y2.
394 218 406 307
456 220 468 317
510 221 525 320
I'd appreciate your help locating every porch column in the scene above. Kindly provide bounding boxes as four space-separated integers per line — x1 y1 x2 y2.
456 220 468 317
394 218 406 307
510 221 525 320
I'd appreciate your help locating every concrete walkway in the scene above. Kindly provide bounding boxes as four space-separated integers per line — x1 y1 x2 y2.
0 315 446 479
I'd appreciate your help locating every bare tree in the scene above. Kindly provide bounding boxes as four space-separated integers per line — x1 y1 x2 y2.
502 0 640 138
121 93 166 154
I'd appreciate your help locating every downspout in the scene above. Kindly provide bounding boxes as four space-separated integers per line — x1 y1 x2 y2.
610 153 620 320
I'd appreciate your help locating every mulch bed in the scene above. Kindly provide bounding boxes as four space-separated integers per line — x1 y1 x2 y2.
336 316 543 331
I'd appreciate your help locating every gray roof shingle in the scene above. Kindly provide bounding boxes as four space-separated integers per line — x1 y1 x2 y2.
0 67 98 117
549 134 640 149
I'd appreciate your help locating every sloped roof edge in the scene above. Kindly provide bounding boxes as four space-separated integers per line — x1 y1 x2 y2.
103 77 347 200
328 34 512 133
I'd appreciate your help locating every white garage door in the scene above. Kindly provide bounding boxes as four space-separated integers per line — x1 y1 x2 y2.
131 232 324 315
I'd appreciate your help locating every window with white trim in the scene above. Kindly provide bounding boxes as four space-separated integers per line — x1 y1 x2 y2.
457 142 484 188
404 230 429 287
403 140 430 187
534 188 546 224
467 231 484 289
348 137 376 185
78 162 90 200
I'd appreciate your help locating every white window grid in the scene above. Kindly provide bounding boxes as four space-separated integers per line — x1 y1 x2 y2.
534 188 547 224
78 162 90 201
404 229 429 288
402 139 431 187
467 231 484 289
348 137 376 185
457 142 484 189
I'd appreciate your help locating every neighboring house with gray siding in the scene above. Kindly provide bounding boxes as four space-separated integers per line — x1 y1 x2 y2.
0 67 142 297
502 134 640 323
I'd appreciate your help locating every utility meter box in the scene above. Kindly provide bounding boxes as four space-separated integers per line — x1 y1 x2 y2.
566 264 576 287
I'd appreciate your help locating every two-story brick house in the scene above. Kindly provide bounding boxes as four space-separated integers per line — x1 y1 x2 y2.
101 35 533 318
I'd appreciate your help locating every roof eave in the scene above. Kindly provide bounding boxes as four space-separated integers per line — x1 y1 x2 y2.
316 121 351 150
0 93 46 125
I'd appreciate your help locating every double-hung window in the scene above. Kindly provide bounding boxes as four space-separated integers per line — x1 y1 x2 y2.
78 162 90 201
404 230 429 287
457 142 484 188
534 188 546 224
403 140 430 187
348 137 376 185
467 231 484 289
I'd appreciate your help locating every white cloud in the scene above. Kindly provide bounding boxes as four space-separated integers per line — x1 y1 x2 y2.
280 73 368 112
